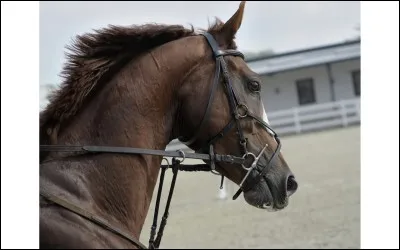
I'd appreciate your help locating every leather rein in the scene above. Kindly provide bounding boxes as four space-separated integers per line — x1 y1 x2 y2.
39 32 282 249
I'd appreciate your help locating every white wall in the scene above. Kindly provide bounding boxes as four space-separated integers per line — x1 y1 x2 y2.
260 65 330 112
330 59 360 101
259 59 360 112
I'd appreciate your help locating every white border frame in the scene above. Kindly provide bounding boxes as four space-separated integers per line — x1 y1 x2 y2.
360 1 399 249
1 1 399 249
2 1 40 248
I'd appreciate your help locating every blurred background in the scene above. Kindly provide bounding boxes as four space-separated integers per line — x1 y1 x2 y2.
39 1 360 249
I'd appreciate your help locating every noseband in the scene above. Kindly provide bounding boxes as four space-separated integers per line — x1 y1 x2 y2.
39 32 281 249
179 32 282 199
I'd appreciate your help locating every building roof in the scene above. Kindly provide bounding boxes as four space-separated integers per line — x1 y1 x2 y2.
245 39 361 75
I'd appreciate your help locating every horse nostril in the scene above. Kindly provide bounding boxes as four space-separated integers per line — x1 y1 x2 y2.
286 175 298 197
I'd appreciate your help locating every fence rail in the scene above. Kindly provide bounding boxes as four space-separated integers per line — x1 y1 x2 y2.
166 98 360 152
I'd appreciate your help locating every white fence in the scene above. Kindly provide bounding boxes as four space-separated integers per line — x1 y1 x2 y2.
166 98 360 152
267 97 360 135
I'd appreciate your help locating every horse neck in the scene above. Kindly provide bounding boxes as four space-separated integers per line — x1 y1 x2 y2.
52 42 200 239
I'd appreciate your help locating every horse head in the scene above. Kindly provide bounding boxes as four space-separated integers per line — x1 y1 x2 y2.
174 1 298 210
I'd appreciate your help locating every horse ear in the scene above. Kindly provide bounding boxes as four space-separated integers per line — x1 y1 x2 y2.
219 1 246 43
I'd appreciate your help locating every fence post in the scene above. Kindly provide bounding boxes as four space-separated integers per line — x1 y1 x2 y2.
340 100 348 127
293 107 301 134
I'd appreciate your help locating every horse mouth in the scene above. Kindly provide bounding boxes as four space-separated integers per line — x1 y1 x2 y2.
242 168 289 212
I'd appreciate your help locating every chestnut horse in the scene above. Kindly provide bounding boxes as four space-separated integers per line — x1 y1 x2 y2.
39 2 298 249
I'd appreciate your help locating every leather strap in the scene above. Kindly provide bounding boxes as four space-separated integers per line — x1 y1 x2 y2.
40 145 245 165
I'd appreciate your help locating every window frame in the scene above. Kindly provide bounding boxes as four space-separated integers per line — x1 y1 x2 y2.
295 77 317 105
351 69 361 96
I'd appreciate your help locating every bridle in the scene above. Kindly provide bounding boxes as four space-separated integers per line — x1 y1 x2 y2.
178 32 282 199
39 32 281 249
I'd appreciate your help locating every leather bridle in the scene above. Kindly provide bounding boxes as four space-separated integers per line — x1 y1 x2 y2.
179 32 282 199
39 32 281 249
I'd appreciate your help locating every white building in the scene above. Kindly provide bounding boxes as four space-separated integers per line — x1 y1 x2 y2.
248 39 360 112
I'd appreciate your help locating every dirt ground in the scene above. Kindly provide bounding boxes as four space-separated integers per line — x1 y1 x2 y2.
140 126 361 249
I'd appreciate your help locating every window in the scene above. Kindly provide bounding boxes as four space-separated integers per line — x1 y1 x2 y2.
352 70 360 96
296 78 316 105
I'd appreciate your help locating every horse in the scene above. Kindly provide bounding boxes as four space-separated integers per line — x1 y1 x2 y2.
39 2 298 249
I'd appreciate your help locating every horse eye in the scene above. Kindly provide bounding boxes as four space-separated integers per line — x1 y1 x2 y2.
248 81 261 92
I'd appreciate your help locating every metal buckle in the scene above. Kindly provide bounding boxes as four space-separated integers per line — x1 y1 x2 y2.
236 104 248 119
176 149 186 164
241 152 257 171
238 144 269 189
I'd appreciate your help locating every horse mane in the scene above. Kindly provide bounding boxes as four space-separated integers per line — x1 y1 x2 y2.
39 18 234 154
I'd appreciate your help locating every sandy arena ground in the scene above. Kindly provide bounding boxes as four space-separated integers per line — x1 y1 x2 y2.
140 126 361 249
